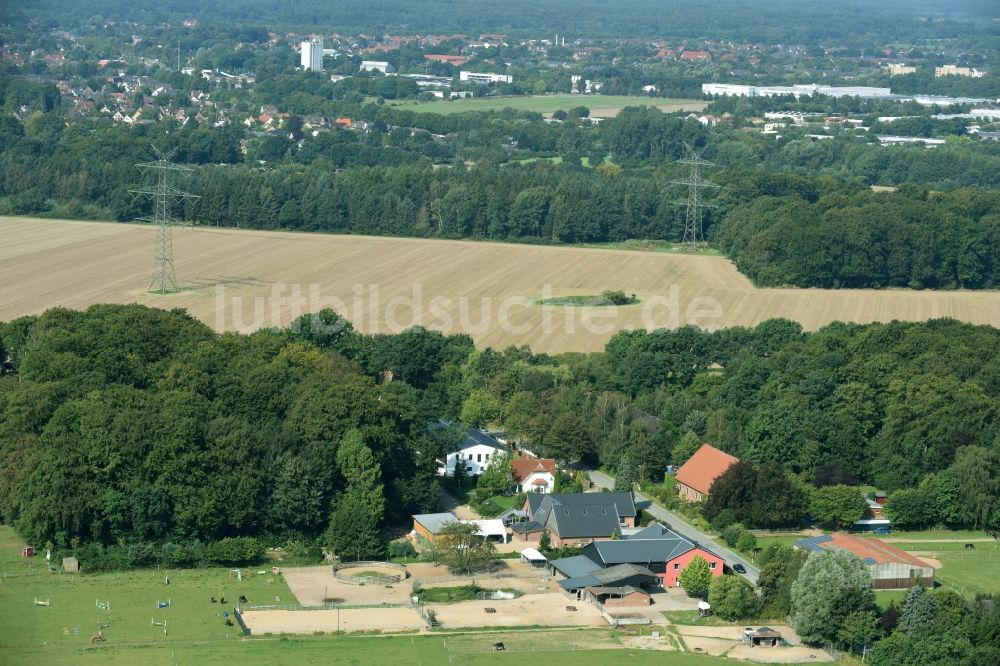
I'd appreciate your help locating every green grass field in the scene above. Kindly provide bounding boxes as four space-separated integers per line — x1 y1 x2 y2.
1 632 738 665
0 525 296 651
891 541 1000 596
0 526 737 665
867 529 991 542
388 94 703 115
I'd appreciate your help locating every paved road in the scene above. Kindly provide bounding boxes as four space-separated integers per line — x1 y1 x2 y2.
588 470 760 585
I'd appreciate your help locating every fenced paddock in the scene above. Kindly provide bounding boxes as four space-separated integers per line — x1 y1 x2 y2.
240 606 426 634
444 629 620 654
332 561 408 585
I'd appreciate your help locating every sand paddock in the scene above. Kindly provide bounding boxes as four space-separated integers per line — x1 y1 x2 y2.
283 566 414 606
241 607 425 634
428 593 606 628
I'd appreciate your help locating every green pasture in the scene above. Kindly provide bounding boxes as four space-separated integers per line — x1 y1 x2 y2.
0 526 295 651
388 94 703 115
2 631 737 665
895 541 1000 596
866 529 991 542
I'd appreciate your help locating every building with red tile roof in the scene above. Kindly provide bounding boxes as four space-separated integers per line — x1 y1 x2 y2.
425 54 469 66
511 456 557 494
680 50 711 62
675 444 739 501
795 533 934 589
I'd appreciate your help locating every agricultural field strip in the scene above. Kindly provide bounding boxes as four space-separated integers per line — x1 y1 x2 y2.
5 217 1000 353
388 94 706 116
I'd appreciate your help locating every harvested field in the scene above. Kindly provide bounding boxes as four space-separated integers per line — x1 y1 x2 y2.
5 217 1000 353
429 593 606 628
241 606 425 634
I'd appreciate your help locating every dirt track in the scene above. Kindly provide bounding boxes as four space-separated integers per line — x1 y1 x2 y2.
6 217 1000 353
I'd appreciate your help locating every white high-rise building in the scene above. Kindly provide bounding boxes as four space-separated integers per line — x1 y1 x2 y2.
300 38 323 71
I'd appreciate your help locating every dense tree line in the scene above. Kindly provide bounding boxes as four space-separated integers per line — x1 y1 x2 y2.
2 305 999 564
0 305 466 562
720 186 1000 289
11 0 996 45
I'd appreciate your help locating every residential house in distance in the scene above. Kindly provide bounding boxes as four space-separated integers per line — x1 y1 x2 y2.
794 533 934 589
854 492 890 532
425 54 469 66
935 65 985 78
360 60 395 74
680 50 711 62
675 444 739 502
431 420 506 476
511 491 637 546
459 71 512 84
511 456 557 494
883 63 916 76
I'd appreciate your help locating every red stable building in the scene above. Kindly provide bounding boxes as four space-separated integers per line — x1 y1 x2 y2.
578 523 724 589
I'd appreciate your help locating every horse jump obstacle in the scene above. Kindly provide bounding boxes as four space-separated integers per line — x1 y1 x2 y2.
157 598 171 609
33 597 50 607
96 599 111 611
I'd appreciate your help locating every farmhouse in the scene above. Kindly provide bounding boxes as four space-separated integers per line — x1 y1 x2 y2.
794 533 934 589
579 523 725 588
511 492 637 546
431 420 507 476
511 456 557 494
675 443 739 501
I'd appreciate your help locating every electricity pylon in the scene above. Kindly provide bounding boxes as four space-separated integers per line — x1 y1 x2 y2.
671 145 719 250
130 149 199 293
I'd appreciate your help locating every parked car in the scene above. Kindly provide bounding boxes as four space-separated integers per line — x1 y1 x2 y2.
733 563 747 574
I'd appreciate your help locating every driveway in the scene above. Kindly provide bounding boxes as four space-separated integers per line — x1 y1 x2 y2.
588 470 760 584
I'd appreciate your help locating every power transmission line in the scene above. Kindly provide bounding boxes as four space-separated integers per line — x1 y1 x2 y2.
130 148 199 294
670 145 719 250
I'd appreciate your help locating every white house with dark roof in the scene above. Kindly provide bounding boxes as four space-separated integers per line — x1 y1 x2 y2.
430 420 506 476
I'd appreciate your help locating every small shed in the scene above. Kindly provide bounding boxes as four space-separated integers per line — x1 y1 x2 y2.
698 600 711 617
21 546 34 558
520 547 547 567
744 627 782 647
62 556 80 572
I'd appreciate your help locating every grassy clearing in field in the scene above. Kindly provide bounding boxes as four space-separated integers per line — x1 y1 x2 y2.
753 535 805 551
388 94 704 115
536 294 641 307
875 590 908 610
